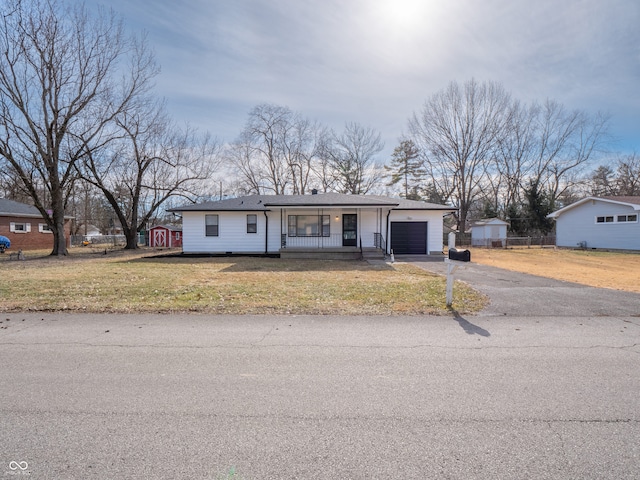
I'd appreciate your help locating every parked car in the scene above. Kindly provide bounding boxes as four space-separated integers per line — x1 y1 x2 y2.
0 235 10 253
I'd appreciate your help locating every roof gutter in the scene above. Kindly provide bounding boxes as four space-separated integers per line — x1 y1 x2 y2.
386 209 391 255
263 210 268 255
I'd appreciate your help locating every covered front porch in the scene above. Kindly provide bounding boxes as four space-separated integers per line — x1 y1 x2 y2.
279 234 386 260
276 207 387 260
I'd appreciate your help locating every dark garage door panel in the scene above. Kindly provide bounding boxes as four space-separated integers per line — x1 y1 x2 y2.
391 222 427 254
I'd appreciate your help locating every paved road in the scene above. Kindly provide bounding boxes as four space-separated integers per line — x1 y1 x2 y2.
399 255 640 317
1 310 640 479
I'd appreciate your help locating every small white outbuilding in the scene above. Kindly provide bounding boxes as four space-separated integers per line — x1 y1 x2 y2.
470 218 509 247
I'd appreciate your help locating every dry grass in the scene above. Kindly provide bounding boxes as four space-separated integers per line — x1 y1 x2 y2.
469 247 640 293
0 247 486 315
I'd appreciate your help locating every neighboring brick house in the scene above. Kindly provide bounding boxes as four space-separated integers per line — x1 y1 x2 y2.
0 198 72 251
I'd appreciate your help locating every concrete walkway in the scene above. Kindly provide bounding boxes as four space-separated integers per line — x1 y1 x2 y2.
395 255 640 317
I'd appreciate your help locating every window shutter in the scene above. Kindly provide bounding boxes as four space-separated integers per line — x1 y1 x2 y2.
10 222 15 232
26 223 32 232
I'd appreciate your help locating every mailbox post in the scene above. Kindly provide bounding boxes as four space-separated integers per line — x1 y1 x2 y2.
445 232 471 307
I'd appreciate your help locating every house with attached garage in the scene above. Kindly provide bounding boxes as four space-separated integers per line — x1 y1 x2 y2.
547 196 640 251
169 191 455 259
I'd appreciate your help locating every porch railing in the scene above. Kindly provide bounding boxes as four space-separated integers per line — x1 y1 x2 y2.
280 232 387 249
282 233 343 248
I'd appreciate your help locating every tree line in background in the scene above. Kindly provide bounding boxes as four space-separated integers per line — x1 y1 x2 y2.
1 1 638 256
215 80 636 237
224 104 384 196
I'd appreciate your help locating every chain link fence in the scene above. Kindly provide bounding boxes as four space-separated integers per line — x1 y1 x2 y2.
446 233 556 248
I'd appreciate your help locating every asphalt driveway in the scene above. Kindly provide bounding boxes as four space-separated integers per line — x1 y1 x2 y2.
398 255 640 317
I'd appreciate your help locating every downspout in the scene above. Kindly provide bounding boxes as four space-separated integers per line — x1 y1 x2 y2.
263 210 268 254
386 209 391 255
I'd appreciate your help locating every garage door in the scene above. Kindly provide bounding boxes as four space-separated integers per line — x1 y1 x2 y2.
391 222 427 254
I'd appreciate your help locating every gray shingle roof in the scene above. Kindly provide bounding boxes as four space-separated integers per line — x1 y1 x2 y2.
169 193 455 212
602 196 640 206
170 195 271 212
0 198 42 217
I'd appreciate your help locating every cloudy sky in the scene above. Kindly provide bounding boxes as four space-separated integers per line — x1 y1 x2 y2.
89 0 639 157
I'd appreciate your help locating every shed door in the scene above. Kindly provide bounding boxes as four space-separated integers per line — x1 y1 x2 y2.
391 222 427 254
153 229 166 247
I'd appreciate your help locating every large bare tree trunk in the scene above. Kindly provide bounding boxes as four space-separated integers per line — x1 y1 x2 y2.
0 0 158 257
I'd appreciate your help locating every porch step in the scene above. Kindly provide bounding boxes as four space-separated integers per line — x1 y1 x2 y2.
361 247 385 260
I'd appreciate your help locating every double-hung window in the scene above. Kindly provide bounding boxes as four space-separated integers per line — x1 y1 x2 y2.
247 214 257 233
287 215 330 237
205 214 219 236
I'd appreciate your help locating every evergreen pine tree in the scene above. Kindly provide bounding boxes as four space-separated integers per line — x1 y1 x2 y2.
384 140 424 199
524 180 555 234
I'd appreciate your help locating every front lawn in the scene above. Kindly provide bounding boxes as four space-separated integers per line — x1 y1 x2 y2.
470 247 640 293
0 249 486 315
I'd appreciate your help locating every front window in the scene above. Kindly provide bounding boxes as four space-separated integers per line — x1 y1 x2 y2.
39 223 52 233
288 215 330 237
10 222 30 233
205 214 219 236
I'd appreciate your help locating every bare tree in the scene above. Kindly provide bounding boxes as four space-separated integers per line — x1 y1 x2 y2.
76 99 220 249
229 104 293 194
225 140 263 195
228 104 337 195
614 153 640 196
409 79 511 232
327 122 384 195
490 100 538 215
528 99 609 202
0 0 157 255
285 118 328 195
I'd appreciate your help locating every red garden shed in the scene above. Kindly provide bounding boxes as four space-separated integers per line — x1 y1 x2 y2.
149 225 182 248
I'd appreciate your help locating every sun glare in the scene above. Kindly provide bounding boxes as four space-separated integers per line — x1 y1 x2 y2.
374 0 429 30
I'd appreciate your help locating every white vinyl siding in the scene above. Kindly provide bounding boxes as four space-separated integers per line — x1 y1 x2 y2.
556 200 640 250
181 207 449 255
182 211 274 254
